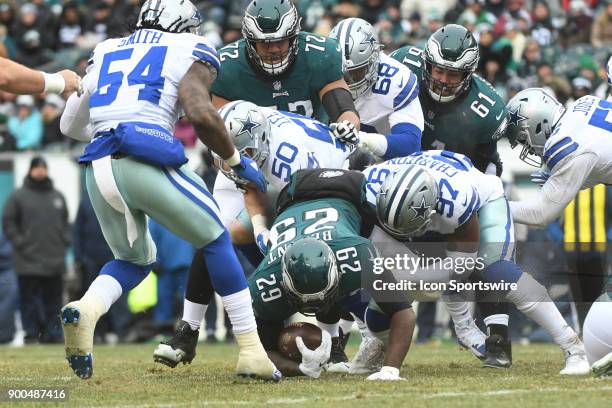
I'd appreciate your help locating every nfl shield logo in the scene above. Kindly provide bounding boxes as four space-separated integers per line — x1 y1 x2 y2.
273 81 282 91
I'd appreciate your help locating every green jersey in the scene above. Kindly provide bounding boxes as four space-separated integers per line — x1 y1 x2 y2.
249 198 374 322
390 46 508 173
211 32 345 120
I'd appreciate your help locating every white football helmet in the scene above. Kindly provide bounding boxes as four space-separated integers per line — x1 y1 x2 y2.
330 18 382 99
213 101 271 184
506 88 566 167
137 0 202 35
376 165 439 239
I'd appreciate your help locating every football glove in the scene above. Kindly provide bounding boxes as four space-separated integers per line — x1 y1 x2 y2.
231 155 267 193
330 120 359 145
296 331 332 379
358 131 387 158
366 366 406 381
530 170 550 186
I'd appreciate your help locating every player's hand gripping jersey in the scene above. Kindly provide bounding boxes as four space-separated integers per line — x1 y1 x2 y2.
212 32 344 120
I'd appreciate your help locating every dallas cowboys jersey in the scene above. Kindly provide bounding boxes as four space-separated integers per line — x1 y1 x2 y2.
83 29 219 136
543 96 612 188
364 150 491 235
213 109 352 225
356 53 424 135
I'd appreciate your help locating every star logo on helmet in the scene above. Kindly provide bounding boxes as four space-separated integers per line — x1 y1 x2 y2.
237 111 260 137
360 33 377 50
508 106 527 127
411 196 429 220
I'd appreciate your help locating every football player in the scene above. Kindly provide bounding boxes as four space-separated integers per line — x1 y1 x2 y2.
583 286 612 377
58 0 279 381
211 0 360 146
506 88 612 228
329 18 424 160
243 168 415 380
391 24 511 365
153 102 353 369
363 151 590 375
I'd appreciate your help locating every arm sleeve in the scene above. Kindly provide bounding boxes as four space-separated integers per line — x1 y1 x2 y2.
509 152 597 228
60 87 92 141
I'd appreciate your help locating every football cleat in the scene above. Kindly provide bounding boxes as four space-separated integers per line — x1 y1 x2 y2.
235 331 282 382
483 334 512 369
61 301 100 379
153 320 199 368
349 336 384 375
591 351 612 377
455 319 486 360
560 336 590 375
325 335 350 373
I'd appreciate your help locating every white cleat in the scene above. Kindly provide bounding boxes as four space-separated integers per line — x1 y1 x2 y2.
61 301 101 379
349 336 384 375
234 331 282 382
591 351 612 377
325 361 351 373
560 337 590 375
455 319 487 360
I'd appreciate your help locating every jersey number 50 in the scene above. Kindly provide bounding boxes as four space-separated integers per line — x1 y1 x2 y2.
90 46 167 108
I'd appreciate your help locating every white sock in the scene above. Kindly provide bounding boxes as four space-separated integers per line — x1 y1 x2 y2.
445 300 473 326
221 288 256 335
317 321 339 337
483 314 509 327
82 275 122 313
517 302 576 349
339 318 354 335
183 299 207 331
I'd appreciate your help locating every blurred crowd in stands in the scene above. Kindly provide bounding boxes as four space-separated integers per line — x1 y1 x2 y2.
1 0 612 345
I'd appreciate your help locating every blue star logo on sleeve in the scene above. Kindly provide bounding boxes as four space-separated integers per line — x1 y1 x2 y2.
508 106 527 127
411 196 429 220
237 111 260 137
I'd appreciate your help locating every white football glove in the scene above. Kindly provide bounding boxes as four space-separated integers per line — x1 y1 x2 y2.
358 131 387 158
366 366 405 381
296 331 332 379
530 170 550 186
329 120 359 145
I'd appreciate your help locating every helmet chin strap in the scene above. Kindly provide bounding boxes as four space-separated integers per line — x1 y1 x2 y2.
427 87 459 103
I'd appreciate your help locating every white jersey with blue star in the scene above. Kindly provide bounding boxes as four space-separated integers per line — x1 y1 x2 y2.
214 109 352 226
83 29 219 136
364 150 503 235
356 53 423 135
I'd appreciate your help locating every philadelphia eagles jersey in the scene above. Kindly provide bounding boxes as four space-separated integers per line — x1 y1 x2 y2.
211 32 345 121
84 30 219 135
364 150 487 235
390 46 507 173
249 198 374 322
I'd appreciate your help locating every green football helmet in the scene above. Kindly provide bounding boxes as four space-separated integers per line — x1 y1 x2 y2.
423 24 479 103
281 238 340 315
242 0 301 76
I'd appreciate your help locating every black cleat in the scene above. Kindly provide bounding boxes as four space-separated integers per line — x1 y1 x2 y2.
153 321 199 368
325 329 351 373
483 334 512 369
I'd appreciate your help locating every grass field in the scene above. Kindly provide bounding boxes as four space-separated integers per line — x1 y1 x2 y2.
1 341 611 408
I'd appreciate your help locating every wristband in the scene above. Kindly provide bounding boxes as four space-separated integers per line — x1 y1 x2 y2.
42 72 65 94
251 214 267 237
225 149 241 167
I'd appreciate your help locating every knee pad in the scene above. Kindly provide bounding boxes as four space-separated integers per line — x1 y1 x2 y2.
482 260 522 284
100 260 152 292
365 306 391 334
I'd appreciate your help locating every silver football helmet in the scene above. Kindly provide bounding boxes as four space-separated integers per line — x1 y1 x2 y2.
376 165 439 239
506 88 566 167
329 18 382 99
213 101 271 184
137 0 202 34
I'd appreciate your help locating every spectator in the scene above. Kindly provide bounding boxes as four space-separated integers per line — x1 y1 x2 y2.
0 233 17 344
12 3 50 67
8 95 43 151
567 76 593 106
174 117 197 148
562 0 594 47
148 219 195 331
516 39 542 80
0 90 16 151
530 0 555 47
457 0 497 30
73 192 131 343
2 156 70 343
591 0 612 48
56 2 86 50
41 94 66 149
493 0 531 38
536 62 572 104
360 0 387 24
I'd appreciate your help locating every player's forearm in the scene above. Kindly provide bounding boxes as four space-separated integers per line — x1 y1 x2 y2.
509 196 566 228
383 308 415 369
266 351 305 377
337 110 360 130
0 57 45 94
60 91 92 141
